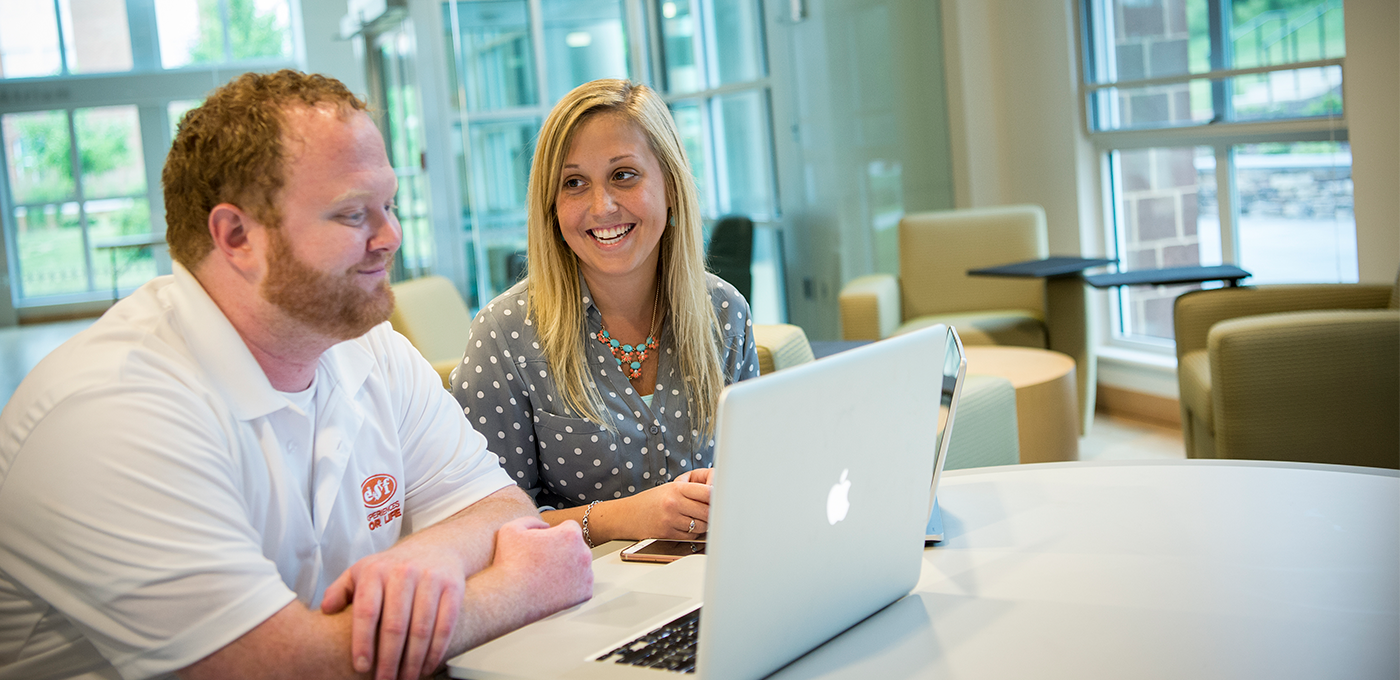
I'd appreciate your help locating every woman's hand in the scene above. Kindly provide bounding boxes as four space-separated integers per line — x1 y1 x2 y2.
594 468 712 542
537 467 716 544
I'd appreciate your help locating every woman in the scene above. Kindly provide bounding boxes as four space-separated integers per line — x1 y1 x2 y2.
451 79 759 547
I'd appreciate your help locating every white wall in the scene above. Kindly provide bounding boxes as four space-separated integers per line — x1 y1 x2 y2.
1345 0 1400 284
941 0 1101 257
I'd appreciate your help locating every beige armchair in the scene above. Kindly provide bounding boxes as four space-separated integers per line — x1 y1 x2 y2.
388 275 473 388
1174 280 1399 468
838 206 1048 346
837 205 1097 433
751 324 815 375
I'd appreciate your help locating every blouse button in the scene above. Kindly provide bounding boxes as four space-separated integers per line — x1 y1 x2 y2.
649 425 660 435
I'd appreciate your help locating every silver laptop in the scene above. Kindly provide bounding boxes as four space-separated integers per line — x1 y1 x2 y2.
448 324 952 680
924 326 967 544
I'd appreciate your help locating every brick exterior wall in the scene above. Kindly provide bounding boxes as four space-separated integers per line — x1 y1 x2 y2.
1113 0 1203 339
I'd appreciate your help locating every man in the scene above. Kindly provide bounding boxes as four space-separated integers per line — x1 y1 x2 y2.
0 70 592 680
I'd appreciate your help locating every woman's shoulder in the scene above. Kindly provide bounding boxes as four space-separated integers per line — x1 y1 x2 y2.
474 280 530 327
703 273 752 333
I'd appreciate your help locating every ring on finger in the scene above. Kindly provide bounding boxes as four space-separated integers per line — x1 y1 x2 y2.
687 518 696 533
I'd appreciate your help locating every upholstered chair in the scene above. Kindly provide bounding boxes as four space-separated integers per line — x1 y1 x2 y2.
837 205 1096 434
388 275 473 388
1173 276 1399 468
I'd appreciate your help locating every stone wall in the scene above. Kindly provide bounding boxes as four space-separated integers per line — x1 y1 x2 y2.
1113 0 1204 339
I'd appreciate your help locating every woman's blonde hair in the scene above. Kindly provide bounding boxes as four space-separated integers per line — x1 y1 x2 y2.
526 79 724 439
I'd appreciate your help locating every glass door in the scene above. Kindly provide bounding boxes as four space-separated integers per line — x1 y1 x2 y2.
368 19 436 282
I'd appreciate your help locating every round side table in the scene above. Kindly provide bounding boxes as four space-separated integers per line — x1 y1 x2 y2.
964 346 1079 463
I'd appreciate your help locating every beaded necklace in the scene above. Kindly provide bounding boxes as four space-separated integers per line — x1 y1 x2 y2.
593 285 662 380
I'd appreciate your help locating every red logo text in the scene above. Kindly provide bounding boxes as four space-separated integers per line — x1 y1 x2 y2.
361 474 397 508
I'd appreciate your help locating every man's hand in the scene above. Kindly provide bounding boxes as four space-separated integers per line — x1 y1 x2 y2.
320 527 470 680
481 516 595 624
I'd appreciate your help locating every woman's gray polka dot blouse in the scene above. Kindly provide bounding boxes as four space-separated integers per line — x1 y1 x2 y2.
450 273 760 510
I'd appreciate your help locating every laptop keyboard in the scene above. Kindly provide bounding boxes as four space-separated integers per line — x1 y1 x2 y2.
595 607 701 673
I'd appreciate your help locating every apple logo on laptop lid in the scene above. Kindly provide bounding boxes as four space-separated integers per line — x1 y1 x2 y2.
827 469 851 525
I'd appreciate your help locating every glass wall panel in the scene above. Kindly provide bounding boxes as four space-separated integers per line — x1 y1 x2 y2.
13 203 86 298
87 198 154 292
229 0 292 61
711 90 774 219
1229 64 1341 122
1092 64 1343 132
59 0 134 74
1088 0 1345 131
658 0 699 93
1234 140 1354 284
541 0 628 102
445 0 537 112
667 101 707 208
0 0 62 78
155 0 204 68
74 106 145 199
376 27 435 278
711 0 763 85
457 118 537 304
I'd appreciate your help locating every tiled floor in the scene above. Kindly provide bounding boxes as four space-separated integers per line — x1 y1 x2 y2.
1079 412 1185 461
2 319 1188 461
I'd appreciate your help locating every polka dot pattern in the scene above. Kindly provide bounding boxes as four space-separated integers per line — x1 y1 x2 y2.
450 275 761 509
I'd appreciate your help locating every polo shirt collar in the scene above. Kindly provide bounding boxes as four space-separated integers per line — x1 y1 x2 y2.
169 263 376 422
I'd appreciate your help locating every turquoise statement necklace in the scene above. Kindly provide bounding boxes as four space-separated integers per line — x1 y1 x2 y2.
593 285 662 380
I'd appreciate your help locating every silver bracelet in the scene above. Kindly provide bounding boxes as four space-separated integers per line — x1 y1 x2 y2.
581 500 601 548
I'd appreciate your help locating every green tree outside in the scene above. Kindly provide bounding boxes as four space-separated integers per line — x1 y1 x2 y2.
189 0 288 64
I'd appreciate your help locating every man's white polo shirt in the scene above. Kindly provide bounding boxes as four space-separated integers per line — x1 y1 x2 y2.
0 264 512 679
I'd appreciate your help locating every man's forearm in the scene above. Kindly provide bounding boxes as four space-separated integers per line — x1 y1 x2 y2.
426 485 539 576
442 520 595 657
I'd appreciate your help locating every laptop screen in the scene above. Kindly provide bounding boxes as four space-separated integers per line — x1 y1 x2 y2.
927 327 966 510
934 329 965 456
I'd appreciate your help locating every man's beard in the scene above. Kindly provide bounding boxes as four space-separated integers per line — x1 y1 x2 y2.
261 227 396 341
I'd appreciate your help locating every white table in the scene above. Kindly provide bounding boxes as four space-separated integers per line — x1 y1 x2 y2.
589 461 1399 680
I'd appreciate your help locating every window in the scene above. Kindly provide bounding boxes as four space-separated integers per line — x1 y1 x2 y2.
0 0 299 312
1081 0 1349 344
442 0 632 308
655 0 784 322
439 0 784 321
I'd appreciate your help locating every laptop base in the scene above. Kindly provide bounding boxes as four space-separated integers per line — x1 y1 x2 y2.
924 497 944 545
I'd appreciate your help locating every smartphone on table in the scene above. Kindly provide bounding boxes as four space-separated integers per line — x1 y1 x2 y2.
619 538 706 563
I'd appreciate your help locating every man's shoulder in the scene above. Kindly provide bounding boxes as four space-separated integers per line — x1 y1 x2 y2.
23 280 197 385
0 279 219 464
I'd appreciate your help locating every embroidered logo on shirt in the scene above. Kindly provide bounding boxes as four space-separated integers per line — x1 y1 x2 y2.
361 474 397 507
361 474 402 531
